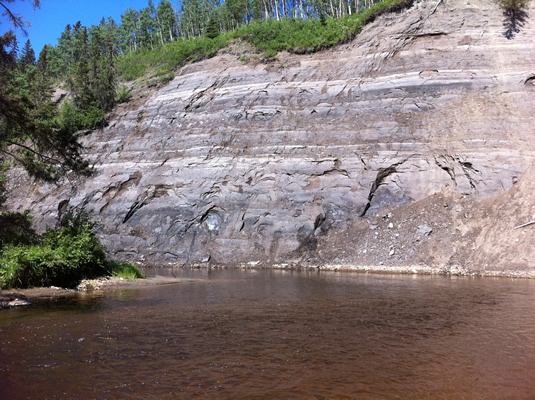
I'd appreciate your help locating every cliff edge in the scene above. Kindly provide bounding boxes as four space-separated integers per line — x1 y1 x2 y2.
8 0 535 274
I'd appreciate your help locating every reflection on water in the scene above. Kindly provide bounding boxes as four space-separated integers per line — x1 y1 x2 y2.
2 269 535 399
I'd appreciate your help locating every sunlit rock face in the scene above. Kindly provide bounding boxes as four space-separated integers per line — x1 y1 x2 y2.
9 0 535 267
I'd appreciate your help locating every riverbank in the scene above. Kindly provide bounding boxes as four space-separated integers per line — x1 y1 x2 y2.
206 263 535 279
3 263 534 310
0 275 189 309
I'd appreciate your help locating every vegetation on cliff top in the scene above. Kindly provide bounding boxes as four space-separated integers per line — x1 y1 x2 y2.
117 0 412 82
1 0 528 288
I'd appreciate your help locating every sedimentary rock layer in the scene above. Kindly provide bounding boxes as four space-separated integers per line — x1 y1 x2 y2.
8 0 535 269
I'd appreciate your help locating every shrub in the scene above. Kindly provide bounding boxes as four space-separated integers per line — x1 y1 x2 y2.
0 211 37 249
231 0 409 56
496 0 530 12
57 100 106 132
116 86 132 104
116 35 229 82
0 209 107 289
0 208 147 289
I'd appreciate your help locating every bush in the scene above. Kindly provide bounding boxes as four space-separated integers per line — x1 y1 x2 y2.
0 209 119 289
0 211 37 249
0 224 107 289
57 100 106 132
496 0 530 12
116 86 132 104
116 35 229 82
231 0 409 56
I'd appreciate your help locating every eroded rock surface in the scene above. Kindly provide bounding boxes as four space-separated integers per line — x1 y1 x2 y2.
7 0 535 271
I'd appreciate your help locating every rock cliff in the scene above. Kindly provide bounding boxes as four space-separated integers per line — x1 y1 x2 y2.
7 0 535 273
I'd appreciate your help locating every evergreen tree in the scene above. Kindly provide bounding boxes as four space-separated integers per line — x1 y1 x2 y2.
0 31 89 181
69 23 94 111
34 45 53 106
0 0 41 35
205 17 220 38
18 39 35 69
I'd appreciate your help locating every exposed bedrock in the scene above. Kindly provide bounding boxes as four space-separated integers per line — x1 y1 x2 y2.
8 0 535 269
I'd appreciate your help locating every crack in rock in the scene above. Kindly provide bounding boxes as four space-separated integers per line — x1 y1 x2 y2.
360 159 408 217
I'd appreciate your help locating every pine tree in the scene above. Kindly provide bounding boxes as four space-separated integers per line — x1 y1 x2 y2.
1 31 89 181
18 39 36 69
69 24 95 111
34 45 53 106
205 17 220 38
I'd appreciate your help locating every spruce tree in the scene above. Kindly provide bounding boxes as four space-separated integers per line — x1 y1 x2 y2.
205 17 220 38
19 39 36 69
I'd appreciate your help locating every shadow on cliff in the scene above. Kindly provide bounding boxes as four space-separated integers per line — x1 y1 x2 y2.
502 8 529 39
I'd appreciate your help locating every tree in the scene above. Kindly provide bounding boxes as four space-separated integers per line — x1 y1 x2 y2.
1 32 90 181
120 8 140 53
18 38 35 69
157 0 177 42
205 17 220 38
88 19 117 112
496 0 531 39
139 5 158 49
0 0 40 35
0 3 90 183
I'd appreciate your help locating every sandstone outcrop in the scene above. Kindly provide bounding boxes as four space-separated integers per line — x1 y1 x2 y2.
7 0 535 272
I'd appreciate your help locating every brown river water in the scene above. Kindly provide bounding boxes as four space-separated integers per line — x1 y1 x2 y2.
1 269 535 399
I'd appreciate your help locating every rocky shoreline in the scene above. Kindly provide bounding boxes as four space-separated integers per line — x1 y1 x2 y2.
187 263 535 278
7 0 535 272
2 264 534 310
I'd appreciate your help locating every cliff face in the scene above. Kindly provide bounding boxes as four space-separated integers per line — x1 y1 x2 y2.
8 0 535 272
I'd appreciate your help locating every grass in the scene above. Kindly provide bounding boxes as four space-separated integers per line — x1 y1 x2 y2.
116 0 411 82
116 35 229 83
232 0 410 56
107 260 145 280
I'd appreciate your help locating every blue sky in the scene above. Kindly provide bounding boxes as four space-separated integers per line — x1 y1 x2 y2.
0 0 152 55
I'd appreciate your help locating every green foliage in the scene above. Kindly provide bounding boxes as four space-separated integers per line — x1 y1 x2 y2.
58 100 105 131
115 0 407 81
116 34 228 81
0 208 144 289
496 0 530 12
116 54 148 81
116 86 132 103
0 209 108 289
205 18 220 39
0 210 37 249
232 0 407 56
1 31 91 182
18 39 36 70
106 260 145 279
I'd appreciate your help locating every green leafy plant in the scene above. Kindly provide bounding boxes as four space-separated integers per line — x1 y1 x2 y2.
0 208 143 289
116 86 132 104
106 260 145 279
57 100 106 131
0 211 37 250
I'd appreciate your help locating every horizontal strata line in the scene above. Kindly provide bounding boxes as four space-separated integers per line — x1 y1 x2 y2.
89 147 533 166
153 70 502 102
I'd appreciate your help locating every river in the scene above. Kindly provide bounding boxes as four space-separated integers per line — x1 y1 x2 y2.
1 269 535 399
